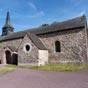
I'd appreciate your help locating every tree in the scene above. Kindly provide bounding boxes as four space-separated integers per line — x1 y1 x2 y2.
41 24 49 27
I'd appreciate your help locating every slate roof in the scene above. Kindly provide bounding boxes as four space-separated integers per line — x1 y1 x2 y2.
0 15 87 42
29 15 86 34
27 33 47 50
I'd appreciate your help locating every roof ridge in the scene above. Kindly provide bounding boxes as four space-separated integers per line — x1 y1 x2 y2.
0 16 87 42
51 15 86 25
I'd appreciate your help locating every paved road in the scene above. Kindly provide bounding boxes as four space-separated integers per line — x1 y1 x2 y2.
0 68 88 88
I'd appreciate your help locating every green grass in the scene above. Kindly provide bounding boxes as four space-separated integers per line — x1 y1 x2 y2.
1 64 88 74
36 64 88 72
7 64 88 72
0 67 15 74
7 64 38 69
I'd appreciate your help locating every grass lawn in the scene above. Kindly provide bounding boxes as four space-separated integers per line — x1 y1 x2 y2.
0 66 15 74
0 64 88 74
7 64 88 72
37 64 88 72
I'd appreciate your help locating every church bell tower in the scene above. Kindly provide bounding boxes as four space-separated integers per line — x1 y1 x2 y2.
2 12 14 36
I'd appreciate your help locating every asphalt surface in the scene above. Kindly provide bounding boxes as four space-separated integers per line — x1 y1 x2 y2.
0 68 88 88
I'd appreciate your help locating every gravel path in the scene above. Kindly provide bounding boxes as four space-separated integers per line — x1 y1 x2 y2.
0 68 88 88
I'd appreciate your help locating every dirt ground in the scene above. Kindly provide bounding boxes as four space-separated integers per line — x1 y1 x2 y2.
0 68 88 88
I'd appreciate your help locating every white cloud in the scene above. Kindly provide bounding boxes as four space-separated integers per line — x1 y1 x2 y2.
27 2 45 18
79 10 85 16
26 11 45 18
28 2 37 11
69 0 83 6
12 11 45 19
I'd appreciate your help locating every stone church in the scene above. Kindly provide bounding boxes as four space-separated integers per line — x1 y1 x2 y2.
0 12 87 66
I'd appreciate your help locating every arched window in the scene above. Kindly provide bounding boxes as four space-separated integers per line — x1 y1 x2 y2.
55 41 61 52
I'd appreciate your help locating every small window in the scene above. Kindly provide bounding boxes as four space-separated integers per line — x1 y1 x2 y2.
25 45 30 51
23 43 32 53
55 41 61 52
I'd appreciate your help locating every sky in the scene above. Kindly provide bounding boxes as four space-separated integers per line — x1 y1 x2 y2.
0 0 87 34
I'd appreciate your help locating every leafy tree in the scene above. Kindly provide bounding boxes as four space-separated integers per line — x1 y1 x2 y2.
41 24 49 27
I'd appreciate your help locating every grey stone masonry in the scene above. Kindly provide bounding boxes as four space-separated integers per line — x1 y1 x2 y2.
39 27 87 64
18 34 38 65
0 38 22 61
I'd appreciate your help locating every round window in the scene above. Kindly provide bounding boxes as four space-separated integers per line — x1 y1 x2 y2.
23 43 32 53
25 45 30 51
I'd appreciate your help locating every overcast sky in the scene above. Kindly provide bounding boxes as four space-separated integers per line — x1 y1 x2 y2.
0 0 87 34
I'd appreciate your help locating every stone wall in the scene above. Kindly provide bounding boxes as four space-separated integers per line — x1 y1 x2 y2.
39 27 87 64
18 34 38 65
0 34 39 65
0 27 87 65
87 31 88 58
0 38 22 62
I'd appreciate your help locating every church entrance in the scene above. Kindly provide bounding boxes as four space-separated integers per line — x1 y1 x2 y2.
5 50 18 65
5 50 11 64
12 53 18 65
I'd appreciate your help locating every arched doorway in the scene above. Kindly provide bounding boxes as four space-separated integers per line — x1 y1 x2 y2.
12 53 18 65
5 50 11 64
5 50 18 65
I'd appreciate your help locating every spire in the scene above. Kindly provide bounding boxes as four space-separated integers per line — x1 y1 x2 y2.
2 11 14 36
6 11 11 27
3 11 14 29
